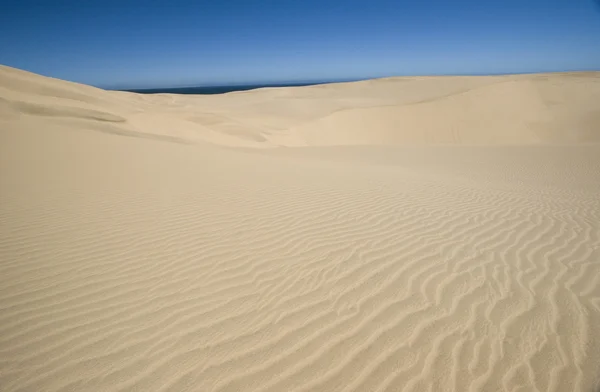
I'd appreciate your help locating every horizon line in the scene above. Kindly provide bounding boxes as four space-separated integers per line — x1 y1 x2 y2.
102 67 600 91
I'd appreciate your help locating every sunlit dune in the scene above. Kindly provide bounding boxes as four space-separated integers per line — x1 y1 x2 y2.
1 65 600 392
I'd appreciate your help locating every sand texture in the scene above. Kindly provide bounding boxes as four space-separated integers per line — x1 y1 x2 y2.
1 65 600 391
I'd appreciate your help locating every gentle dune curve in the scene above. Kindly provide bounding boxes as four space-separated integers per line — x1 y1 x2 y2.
1 65 600 392
285 78 600 146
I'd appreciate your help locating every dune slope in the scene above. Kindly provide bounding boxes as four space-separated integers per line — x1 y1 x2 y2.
1 65 600 392
287 78 600 145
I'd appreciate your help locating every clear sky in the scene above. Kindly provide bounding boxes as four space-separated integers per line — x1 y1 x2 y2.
1 0 600 89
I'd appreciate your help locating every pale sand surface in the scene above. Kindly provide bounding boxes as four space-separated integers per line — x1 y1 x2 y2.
1 65 600 391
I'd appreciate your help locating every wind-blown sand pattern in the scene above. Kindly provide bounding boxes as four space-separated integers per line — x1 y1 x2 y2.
1 65 600 392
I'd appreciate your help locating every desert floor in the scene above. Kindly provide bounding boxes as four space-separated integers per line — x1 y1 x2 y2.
1 65 600 392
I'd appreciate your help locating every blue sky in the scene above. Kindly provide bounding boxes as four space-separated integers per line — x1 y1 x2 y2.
1 0 600 88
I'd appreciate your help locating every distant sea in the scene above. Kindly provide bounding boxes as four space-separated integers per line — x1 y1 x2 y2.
121 82 335 95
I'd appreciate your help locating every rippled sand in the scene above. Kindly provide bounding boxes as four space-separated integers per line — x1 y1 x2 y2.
1 65 600 392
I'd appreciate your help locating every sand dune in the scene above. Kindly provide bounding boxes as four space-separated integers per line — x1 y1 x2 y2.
286 79 599 146
1 65 600 392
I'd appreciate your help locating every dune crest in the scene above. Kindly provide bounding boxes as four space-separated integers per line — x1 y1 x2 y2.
285 78 599 146
2 65 599 148
1 65 600 392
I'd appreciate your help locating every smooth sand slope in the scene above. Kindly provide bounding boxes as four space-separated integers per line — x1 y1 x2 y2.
1 65 600 392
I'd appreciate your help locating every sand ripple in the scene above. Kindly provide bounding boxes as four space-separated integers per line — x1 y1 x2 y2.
1 65 600 391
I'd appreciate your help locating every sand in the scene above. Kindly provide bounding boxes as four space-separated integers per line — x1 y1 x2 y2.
1 65 600 392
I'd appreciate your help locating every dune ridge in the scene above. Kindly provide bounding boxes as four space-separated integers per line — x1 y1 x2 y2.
1 65 600 391
2 66 599 148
